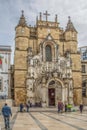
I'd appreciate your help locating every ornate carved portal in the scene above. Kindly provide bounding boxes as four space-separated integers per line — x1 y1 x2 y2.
48 80 62 107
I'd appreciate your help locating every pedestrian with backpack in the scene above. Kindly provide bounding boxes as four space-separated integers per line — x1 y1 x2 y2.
2 103 12 129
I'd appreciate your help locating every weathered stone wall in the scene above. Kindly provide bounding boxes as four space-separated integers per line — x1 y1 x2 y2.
14 88 26 105
15 26 30 38
14 71 26 87
15 38 29 50
71 53 82 105
14 51 27 69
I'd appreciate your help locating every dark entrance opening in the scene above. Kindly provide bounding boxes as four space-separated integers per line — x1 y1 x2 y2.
48 88 55 106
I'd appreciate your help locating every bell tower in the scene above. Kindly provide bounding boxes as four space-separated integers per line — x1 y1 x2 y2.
14 11 30 105
64 16 82 105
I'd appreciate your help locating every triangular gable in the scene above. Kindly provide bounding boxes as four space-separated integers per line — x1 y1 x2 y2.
40 33 57 46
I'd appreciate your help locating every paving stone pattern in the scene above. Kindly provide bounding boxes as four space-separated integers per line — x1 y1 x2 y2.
0 108 87 130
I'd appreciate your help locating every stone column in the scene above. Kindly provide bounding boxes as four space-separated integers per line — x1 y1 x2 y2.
68 80 73 105
64 84 68 103
55 45 56 61
26 78 35 105
62 87 65 103
41 84 47 107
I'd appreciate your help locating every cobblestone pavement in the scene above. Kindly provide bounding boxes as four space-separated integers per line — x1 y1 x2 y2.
0 108 87 130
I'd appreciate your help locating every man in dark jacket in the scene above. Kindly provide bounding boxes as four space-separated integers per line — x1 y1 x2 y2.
2 103 12 129
79 104 83 113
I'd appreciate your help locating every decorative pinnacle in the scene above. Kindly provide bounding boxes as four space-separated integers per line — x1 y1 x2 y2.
22 10 24 16
17 10 27 27
36 16 38 22
65 16 77 32
55 14 58 22
68 16 71 21
39 12 42 20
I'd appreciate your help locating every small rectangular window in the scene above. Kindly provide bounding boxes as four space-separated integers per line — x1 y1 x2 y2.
83 52 87 60
0 79 2 90
82 82 86 97
82 65 86 73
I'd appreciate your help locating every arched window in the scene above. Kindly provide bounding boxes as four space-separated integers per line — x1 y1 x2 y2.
45 45 52 61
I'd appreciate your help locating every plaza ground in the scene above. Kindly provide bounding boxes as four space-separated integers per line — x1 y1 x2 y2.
0 107 87 130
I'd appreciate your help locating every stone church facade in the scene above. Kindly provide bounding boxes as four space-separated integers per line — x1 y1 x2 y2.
14 11 82 107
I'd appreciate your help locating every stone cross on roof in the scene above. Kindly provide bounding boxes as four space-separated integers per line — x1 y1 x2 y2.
43 11 50 21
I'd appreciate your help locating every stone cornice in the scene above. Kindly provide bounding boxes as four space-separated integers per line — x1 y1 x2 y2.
72 70 81 72
14 86 26 88
37 25 58 29
38 37 59 41
14 69 27 71
15 49 27 51
65 39 77 42
15 36 29 39
73 87 82 89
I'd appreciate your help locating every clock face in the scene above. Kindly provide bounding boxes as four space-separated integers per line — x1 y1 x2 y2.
47 29 50 33
72 33 75 38
21 28 24 33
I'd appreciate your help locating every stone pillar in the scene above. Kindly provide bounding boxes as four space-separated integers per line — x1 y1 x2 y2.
68 80 73 105
26 78 35 105
55 45 56 61
64 85 68 103
62 87 65 103
41 84 47 107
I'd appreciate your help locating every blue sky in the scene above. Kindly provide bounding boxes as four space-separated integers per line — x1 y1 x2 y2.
0 0 87 63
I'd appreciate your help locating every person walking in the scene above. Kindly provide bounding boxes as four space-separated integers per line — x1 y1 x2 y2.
60 101 63 113
2 103 12 129
26 103 29 112
79 104 83 113
19 103 24 112
58 100 63 113
65 104 67 112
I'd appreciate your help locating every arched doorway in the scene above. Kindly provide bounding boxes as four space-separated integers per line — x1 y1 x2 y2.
48 79 63 106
